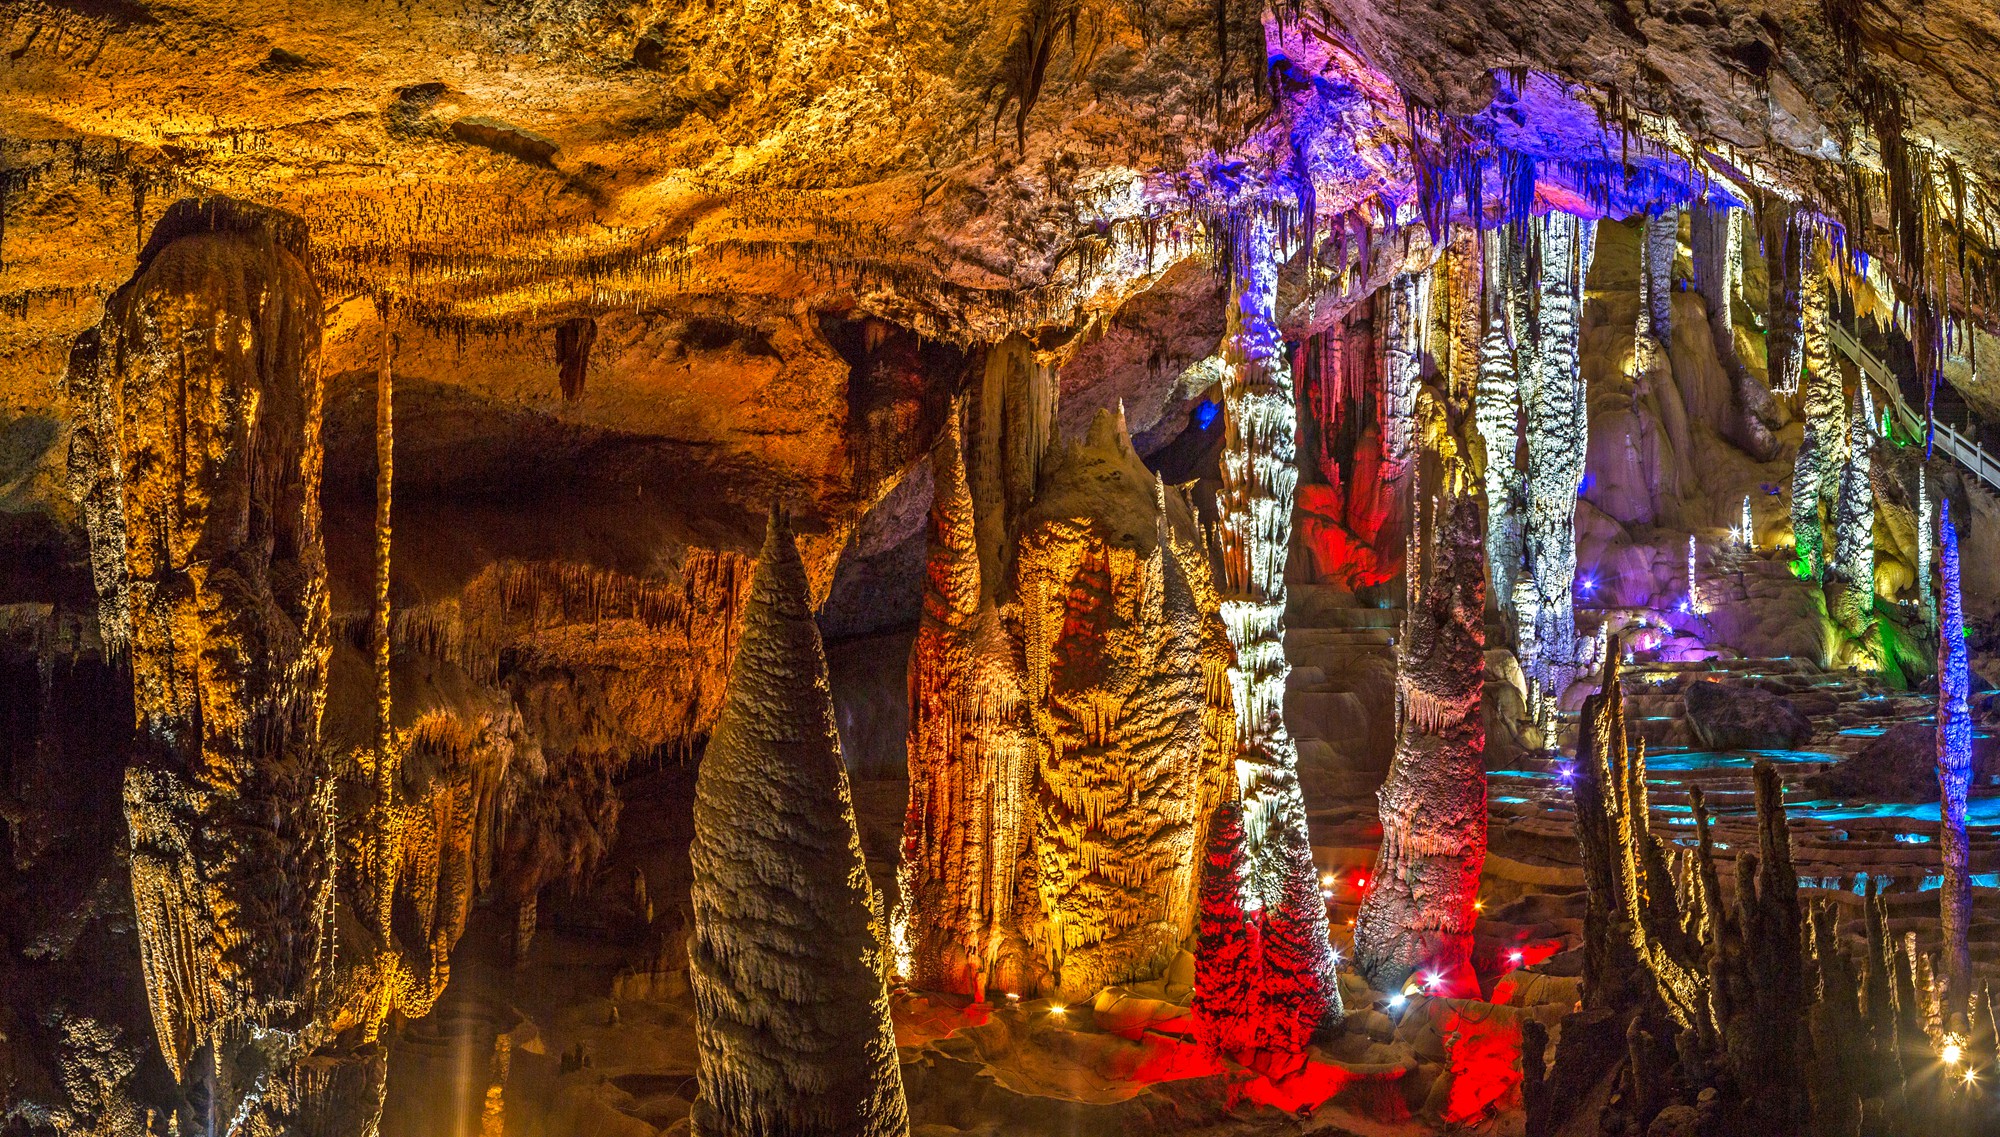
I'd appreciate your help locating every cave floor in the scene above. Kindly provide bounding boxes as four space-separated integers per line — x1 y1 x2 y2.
376 653 2000 1137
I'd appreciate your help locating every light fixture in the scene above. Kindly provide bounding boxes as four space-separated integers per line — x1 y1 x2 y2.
1943 1039 1964 1066
1049 1004 1067 1018
1507 950 1523 964
1387 993 1406 1009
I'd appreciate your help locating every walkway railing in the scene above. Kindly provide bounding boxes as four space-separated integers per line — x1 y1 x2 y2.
1827 322 2000 494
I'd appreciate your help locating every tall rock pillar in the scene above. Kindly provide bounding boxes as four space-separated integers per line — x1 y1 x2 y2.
1214 213 1339 1039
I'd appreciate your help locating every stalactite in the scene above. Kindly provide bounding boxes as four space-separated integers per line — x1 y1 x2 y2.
1214 211 1339 1039
1792 235 1846 578
1520 211 1595 703
371 298 399 954
1644 208 1677 354
688 508 909 1137
1938 499 1972 1027
555 315 596 401
1764 201 1805 397
1829 391 1877 645
1476 229 1523 613
1354 444 1487 992
1380 271 1427 486
1685 535 1702 614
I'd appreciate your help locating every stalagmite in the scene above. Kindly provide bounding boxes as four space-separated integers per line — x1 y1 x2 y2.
1015 419 1233 999
1791 235 1845 578
898 399 1234 1002
687 508 909 1137
1214 212 1340 1036
896 412 1032 994
1475 229 1523 613
1520 211 1596 702
1829 391 1877 643
1354 453 1487 991
1938 500 1972 1026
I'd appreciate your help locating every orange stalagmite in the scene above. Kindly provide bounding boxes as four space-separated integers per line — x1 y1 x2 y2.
897 347 1236 1003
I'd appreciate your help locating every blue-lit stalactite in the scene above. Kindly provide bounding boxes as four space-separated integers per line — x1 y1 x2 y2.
1937 498 1973 1024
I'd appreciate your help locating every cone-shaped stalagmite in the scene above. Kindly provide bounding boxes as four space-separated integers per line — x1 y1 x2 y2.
688 509 908 1137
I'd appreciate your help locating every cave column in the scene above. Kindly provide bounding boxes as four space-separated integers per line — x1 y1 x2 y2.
1938 500 1973 1028
1214 211 1339 1038
1354 427 1488 992
66 202 350 1130
1828 391 1877 648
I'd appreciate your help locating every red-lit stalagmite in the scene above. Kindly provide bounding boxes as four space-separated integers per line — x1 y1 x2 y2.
688 508 908 1137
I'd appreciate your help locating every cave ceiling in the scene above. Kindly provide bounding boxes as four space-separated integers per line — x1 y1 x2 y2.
1 0 1997 555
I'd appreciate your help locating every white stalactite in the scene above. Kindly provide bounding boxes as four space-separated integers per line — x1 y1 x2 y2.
1476 229 1524 614
1381 271 1428 485
1521 211 1596 703
1644 209 1677 353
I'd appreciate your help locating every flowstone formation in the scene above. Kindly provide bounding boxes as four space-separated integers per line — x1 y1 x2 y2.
897 349 1235 1003
1353 414 1487 993
62 199 359 1130
687 508 907 1137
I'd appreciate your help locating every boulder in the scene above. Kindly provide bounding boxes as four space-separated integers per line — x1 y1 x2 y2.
1803 722 1937 801
1683 679 1813 750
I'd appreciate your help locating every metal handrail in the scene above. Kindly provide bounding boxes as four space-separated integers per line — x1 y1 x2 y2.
1826 322 2000 494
